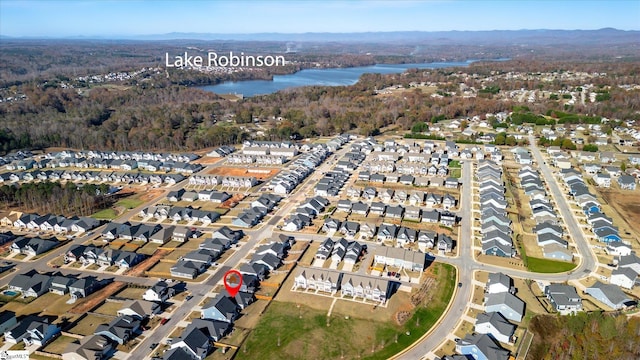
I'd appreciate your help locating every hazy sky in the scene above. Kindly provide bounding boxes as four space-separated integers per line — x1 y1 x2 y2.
1 0 639 37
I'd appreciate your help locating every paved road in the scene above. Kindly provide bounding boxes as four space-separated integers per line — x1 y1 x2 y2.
527 134 597 277
128 144 352 358
2 139 601 360
397 139 599 360
398 160 475 360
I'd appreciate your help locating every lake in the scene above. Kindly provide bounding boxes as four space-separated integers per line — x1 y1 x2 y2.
199 60 475 97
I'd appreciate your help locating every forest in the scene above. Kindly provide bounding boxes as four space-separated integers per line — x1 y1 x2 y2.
1 39 640 154
528 312 640 360
0 182 112 216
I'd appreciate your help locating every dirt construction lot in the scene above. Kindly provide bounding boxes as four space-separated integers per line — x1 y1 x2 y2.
70 281 126 314
599 189 640 245
206 166 279 180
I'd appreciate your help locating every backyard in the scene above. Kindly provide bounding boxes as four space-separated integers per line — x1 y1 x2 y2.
237 263 456 360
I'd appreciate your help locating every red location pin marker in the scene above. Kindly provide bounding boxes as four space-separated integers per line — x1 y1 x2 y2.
223 269 243 297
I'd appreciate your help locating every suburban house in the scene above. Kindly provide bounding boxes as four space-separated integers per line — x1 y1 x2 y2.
315 238 334 261
544 284 583 315
168 326 212 360
605 241 633 256
0 311 17 334
610 267 638 289
143 280 175 302
486 273 515 294
455 333 510 360
618 175 636 190
94 315 141 345
117 300 161 320
484 292 525 323
585 281 636 310
4 315 59 346
63 335 113 360
474 312 516 344
201 295 240 323
185 318 231 342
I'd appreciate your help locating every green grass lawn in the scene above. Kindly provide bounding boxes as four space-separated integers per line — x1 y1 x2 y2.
43 335 77 354
91 208 117 220
238 263 456 360
449 168 462 179
115 197 144 209
527 257 577 273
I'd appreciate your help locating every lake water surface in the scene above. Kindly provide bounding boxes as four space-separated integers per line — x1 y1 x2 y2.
200 61 475 97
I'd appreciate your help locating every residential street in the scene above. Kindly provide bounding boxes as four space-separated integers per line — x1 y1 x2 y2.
0 139 601 360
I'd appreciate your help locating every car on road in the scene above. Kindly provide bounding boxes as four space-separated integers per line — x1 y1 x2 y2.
160 317 169 325
150 343 158 349
185 295 193 301
458 282 463 288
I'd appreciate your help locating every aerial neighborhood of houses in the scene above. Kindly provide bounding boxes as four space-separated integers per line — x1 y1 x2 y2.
0 122 639 360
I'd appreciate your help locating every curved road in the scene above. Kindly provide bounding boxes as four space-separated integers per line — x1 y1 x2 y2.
398 138 598 359
1 139 600 360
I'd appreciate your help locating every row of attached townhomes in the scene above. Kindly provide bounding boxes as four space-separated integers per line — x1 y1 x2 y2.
283 196 330 232
519 165 574 262
187 175 258 188
167 235 294 360
443 272 525 359
170 227 244 279
0 170 185 186
8 270 111 300
351 138 464 160
1 212 100 234
477 161 515 258
65 244 147 269
333 200 457 225
560 167 623 244
314 149 365 197
343 186 458 208
65 280 177 360
1 149 201 173
321 216 454 253
137 206 221 226
268 146 331 195
293 268 392 304
205 145 236 158
232 194 282 228
164 189 231 203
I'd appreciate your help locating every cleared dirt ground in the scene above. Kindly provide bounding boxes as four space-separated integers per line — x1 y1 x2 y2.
599 188 640 242
206 166 279 180
69 281 126 314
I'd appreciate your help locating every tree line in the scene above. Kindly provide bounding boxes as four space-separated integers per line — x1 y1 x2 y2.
528 312 640 360
0 182 111 217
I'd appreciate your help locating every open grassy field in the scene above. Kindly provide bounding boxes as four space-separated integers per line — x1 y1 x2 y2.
93 301 122 316
91 208 117 220
115 286 148 300
70 313 113 336
0 292 75 317
238 263 456 360
115 197 144 209
527 257 577 273
42 335 77 354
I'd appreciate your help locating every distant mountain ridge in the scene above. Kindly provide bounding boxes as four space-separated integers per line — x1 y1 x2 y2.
3 28 639 45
